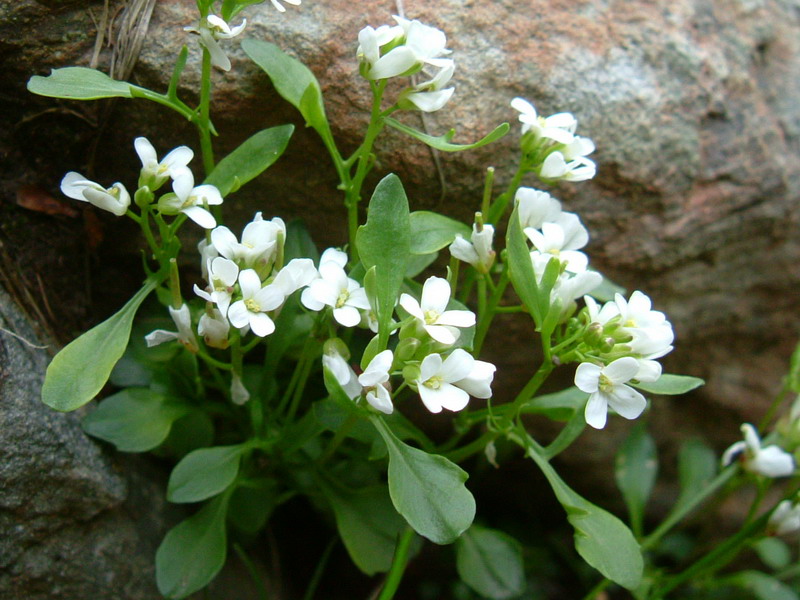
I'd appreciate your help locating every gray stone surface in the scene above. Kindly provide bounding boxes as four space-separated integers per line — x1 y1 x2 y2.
0 287 165 599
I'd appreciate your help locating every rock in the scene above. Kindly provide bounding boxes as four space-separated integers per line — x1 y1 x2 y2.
3 0 800 567
0 286 171 598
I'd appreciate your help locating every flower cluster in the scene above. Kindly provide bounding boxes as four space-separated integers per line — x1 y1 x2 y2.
357 16 455 112
511 98 596 182
61 137 224 228
324 274 496 416
573 290 675 429
515 187 602 318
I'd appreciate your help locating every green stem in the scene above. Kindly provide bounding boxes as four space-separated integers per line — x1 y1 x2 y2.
318 413 360 466
302 537 337 600
232 543 268 600
473 267 510 355
376 527 416 600
486 158 529 225
654 511 771 598
345 79 387 258
641 466 738 551
443 430 498 463
196 348 233 370
198 47 215 177
543 410 586 459
581 578 610 600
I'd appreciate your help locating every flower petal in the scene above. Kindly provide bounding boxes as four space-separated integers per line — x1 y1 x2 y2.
584 391 608 429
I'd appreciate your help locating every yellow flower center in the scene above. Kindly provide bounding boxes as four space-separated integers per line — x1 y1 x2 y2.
423 309 439 325
335 290 350 308
423 375 442 390
245 298 261 312
598 373 614 393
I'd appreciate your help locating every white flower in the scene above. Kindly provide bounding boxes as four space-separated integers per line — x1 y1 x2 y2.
583 295 620 328
358 350 395 414
575 357 648 429
540 151 596 182
227 269 284 337
185 15 247 71
134 137 193 189
547 270 603 311
612 291 674 356
194 257 239 316
399 276 475 346
60 172 130 216
322 348 394 414
301 257 370 327
159 168 223 229
510 97 576 144
198 239 219 280
198 308 230 349
722 423 795 478
415 349 492 413
768 500 800 535
401 59 456 112
268 0 301 13
515 187 562 230
210 216 284 271
359 17 450 80
207 14 246 39
323 351 361 401
527 219 589 275
449 223 495 273
144 304 198 353
269 258 318 298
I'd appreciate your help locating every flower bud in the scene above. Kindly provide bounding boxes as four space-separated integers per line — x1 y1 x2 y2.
394 337 421 364
134 186 154 208
324 337 351 361
402 364 421 385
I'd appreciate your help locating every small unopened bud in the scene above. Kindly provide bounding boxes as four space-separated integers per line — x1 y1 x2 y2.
585 322 604 346
484 440 499 468
134 186 154 208
402 364 421 384
395 337 421 362
600 336 616 354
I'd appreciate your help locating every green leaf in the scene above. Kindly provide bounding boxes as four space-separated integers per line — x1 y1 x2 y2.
241 39 335 145
456 525 526 599
615 424 658 536
228 479 282 534
221 0 264 20
204 125 294 197
81 388 188 452
506 204 543 326
406 252 438 278
526 442 643 589
156 495 229 599
356 175 411 349
283 219 319 263
319 481 407 575
384 117 509 152
167 445 246 503
729 571 799 600
42 281 156 411
27 67 144 100
370 416 475 545
521 386 588 421
672 438 717 515
632 374 704 395
753 537 792 571
408 211 471 255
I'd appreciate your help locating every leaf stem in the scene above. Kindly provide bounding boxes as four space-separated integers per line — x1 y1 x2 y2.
376 527 416 600
198 47 215 177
